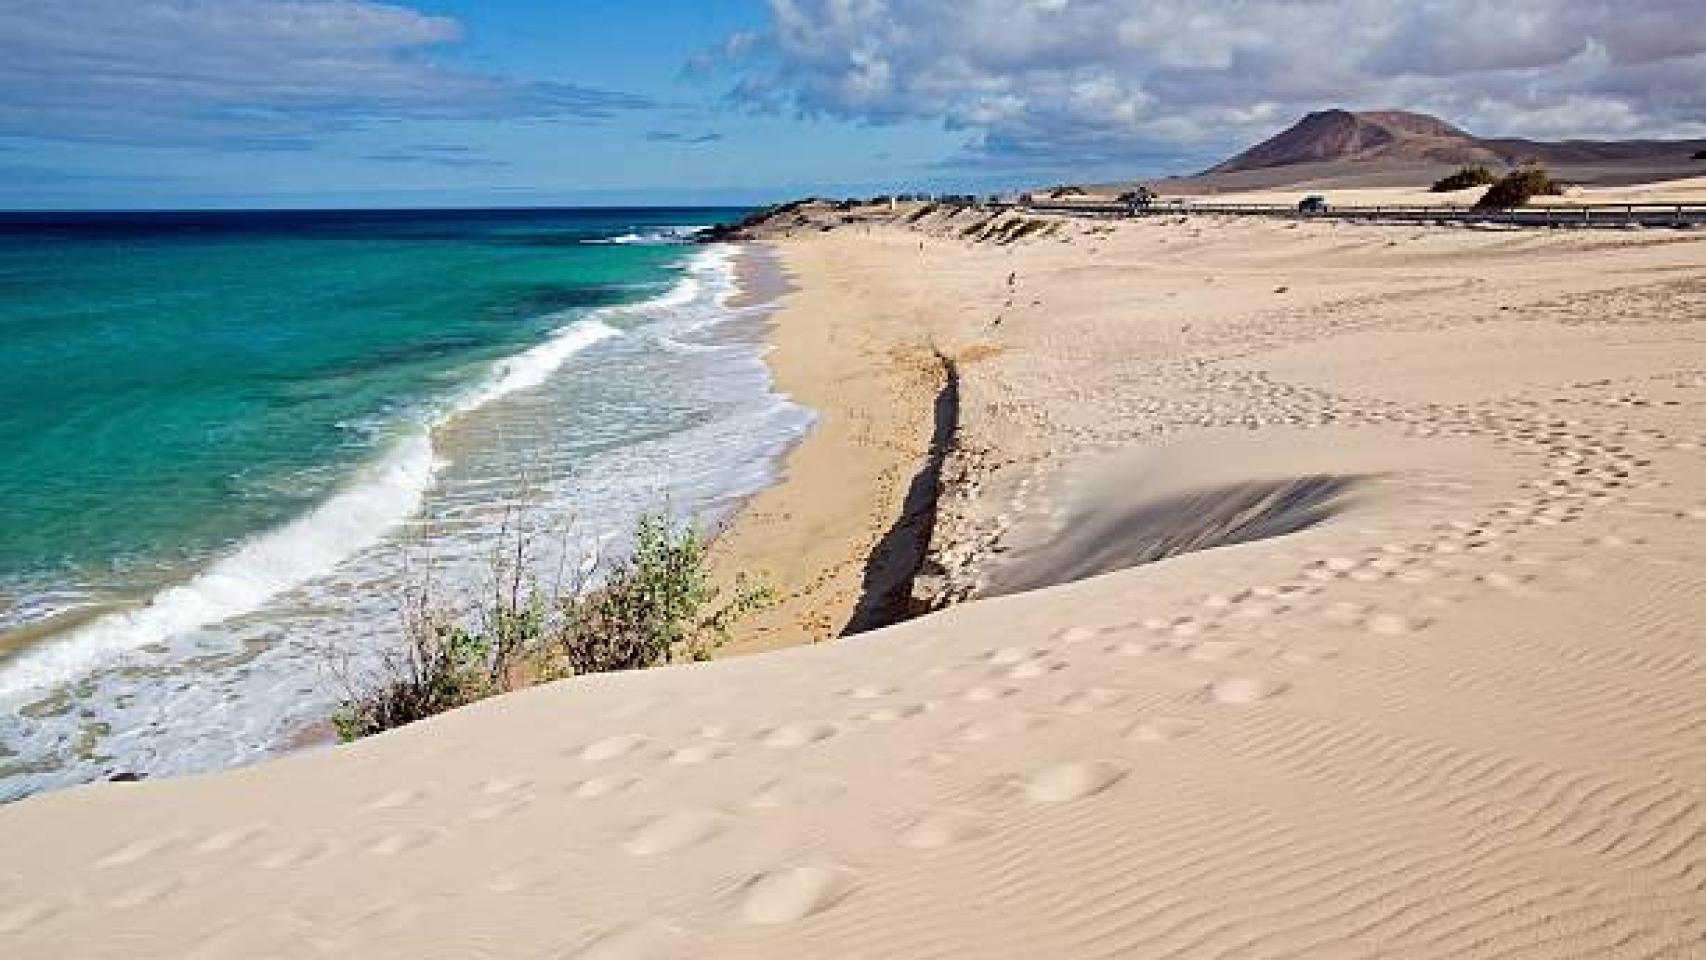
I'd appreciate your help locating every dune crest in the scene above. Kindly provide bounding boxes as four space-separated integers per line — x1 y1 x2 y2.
3 204 1704 959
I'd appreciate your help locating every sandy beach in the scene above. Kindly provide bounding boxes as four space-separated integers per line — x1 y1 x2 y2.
4 204 1705 958
709 242 947 652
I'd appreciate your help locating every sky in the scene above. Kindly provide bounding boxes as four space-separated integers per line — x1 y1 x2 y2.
2 0 1702 209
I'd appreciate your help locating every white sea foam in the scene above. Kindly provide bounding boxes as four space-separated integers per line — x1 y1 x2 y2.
457 319 620 412
0 435 440 697
0 294 636 700
586 225 707 246
0 241 799 798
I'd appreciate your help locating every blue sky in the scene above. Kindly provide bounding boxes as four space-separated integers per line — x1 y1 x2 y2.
0 0 978 209
3 0 1700 209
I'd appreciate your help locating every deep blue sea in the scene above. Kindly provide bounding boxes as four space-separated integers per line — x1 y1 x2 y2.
0 208 810 798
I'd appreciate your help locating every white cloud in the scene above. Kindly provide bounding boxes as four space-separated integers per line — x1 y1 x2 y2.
714 0 1706 170
0 0 650 147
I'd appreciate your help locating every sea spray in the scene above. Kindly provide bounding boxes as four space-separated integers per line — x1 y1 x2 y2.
0 211 809 799
0 318 629 699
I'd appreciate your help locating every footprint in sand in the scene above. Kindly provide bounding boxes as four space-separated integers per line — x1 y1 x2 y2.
106 873 189 909
1002 658 1062 681
195 824 267 854
746 775 847 810
1170 619 1206 639
667 741 732 765
843 684 895 700
1057 687 1125 715
759 723 836 749
1280 645 1339 665
1187 640 1246 663
1128 717 1199 743
572 775 639 801
859 702 928 725
625 809 725 857
365 826 445 857
474 777 531 797
1055 625 1099 644
565 920 689 960
1320 601 1370 625
739 865 855 924
961 683 1018 703
1208 676 1289 705
900 809 991 850
93 833 183 870
580 734 649 762
470 796 533 822
482 861 558 894
255 838 338 870
1364 613 1422 636
1023 760 1127 803
363 785 431 812
986 646 1049 667
957 712 1044 743
0 899 64 934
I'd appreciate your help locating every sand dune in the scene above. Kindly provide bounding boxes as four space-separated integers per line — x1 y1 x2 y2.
2 206 1704 958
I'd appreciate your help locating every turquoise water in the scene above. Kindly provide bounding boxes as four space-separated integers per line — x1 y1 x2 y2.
0 209 810 798
0 211 694 623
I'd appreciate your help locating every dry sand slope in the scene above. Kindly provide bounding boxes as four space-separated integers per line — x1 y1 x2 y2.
3 207 1706 959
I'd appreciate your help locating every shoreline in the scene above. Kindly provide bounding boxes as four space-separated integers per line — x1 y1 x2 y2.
709 239 947 652
4 202 1704 958
0 234 798 798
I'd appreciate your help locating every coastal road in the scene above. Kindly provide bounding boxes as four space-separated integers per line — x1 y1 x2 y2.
1017 199 1706 229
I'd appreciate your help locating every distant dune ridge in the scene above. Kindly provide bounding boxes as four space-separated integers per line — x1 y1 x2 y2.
1173 108 1706 192
1206 108 1706 174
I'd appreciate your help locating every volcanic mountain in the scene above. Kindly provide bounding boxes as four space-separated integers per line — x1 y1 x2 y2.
1204 109 1706 176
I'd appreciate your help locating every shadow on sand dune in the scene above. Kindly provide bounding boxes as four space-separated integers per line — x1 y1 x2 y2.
843 351 959 636
982 474 1361 598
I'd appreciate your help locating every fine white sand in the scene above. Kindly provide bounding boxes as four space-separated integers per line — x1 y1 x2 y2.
2 204 1704 959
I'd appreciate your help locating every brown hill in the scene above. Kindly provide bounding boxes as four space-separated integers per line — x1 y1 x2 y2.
1205 109 1706 176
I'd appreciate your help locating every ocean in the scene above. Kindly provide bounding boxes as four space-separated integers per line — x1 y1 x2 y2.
0 208 811 800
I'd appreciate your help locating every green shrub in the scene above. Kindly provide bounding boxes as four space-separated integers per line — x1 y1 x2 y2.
331 511 772 740
1474 166 1564 210
329 611 507 742
1430 166 1496 192
554 513 771 674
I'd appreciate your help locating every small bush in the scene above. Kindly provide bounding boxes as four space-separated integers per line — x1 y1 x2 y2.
554 514 771 675
1474 166 1564 210
1430 166 1496 192
1693 149 1706 160
331 512 772 740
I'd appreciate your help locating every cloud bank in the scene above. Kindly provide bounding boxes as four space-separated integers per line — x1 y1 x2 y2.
0 0 650 147
714 0 1706 169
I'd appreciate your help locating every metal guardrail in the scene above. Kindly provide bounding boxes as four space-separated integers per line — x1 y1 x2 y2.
1016 200 1706 228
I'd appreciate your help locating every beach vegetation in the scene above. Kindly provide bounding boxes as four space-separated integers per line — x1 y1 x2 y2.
1430 165 1497 192
1474 166 1564 209
552 513 771 675
329 511 773 741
